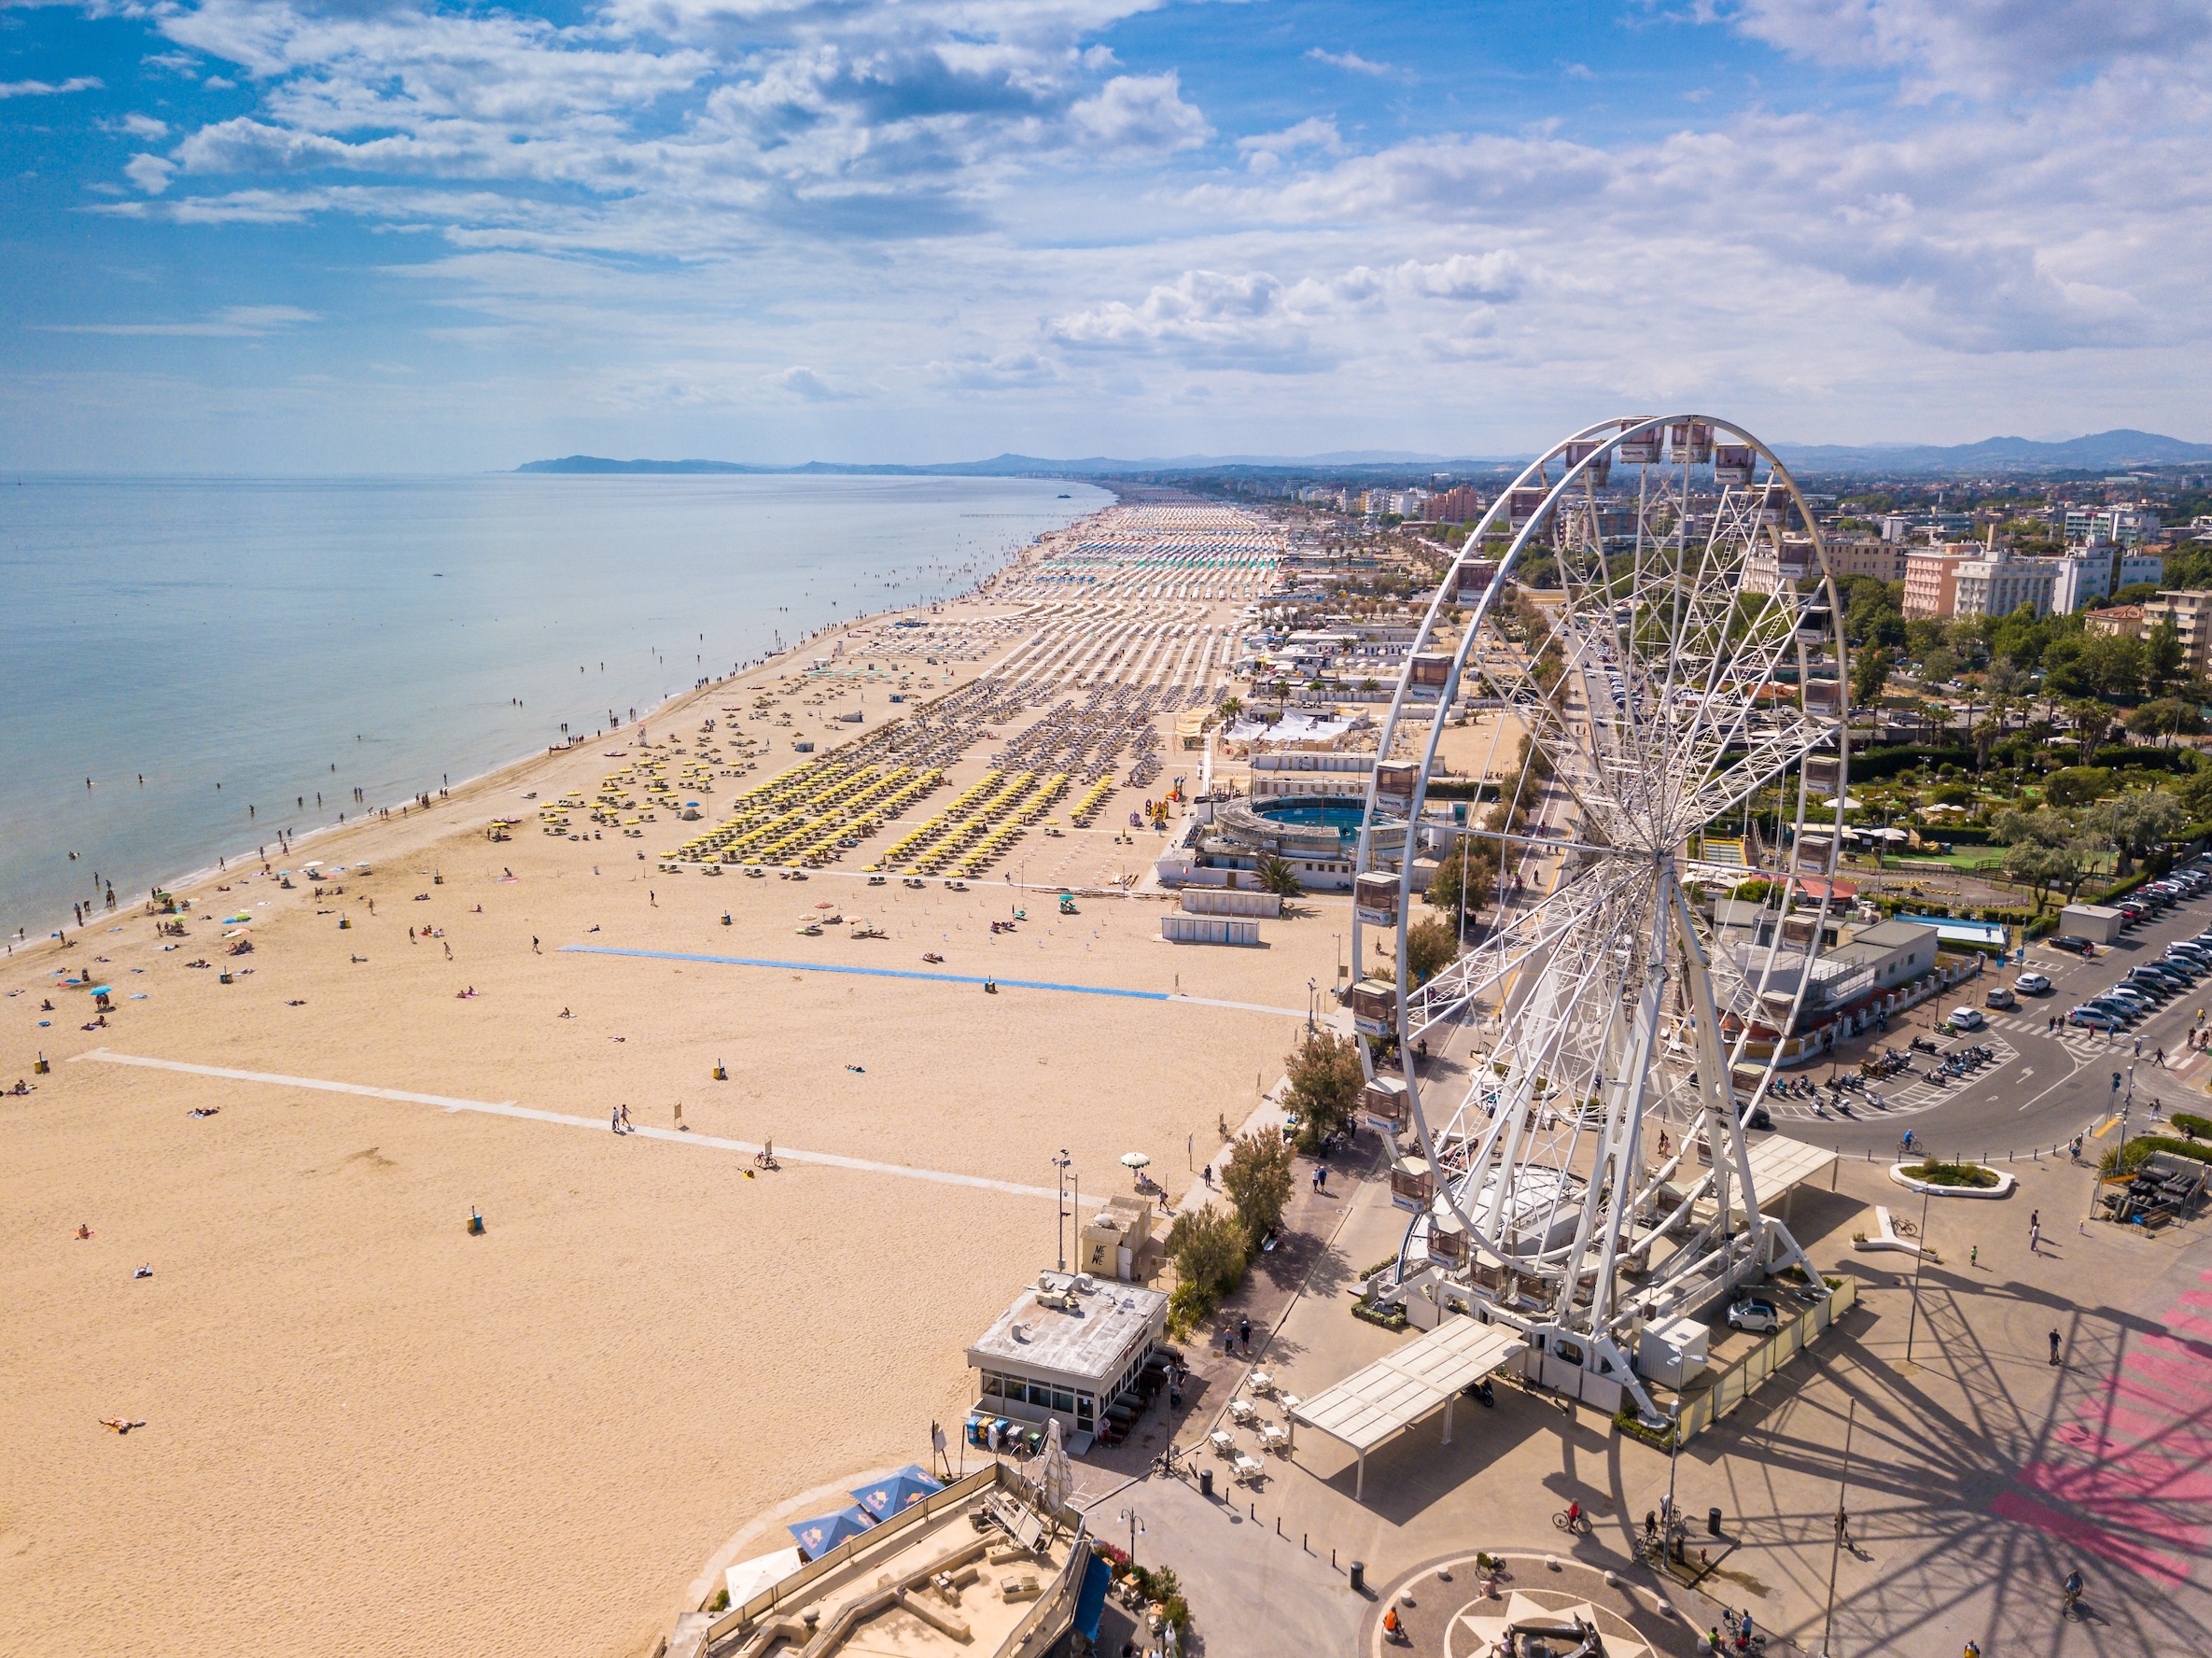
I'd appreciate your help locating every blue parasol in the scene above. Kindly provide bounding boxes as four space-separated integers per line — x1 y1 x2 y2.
850 1464 944 1521
788 1504 875 1559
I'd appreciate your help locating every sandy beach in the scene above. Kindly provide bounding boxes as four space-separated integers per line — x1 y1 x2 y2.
0 504 1331 1657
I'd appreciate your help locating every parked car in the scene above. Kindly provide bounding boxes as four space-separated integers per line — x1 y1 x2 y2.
2015 972 2051 994
1727 1299 1782 1333
1985 986 2017 1009
2069 1006 2126 1031
2050 934 2095 955
1947 1006 1986 1031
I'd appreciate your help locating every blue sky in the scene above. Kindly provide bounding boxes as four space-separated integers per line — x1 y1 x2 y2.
3 0 2205 471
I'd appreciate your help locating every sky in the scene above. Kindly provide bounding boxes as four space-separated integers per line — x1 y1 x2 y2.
1 0 2207 471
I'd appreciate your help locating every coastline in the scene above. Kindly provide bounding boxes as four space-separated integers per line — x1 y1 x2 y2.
0 494 1309 1658
11 519 1081 955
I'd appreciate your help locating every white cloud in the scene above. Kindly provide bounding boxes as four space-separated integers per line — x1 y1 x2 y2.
1066 73 1209 153
1050 269 1337 372
44 303 320 336
926 351 1063 391
1235 117 1343 174
0 77 104 99
1729 0 2212 94
775 365 864 400
121 113 171 138
1394 251 1526 303
1305 48 1393 77
124 153 176 194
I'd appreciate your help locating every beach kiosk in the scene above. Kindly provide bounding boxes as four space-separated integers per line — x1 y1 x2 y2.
966 1272 1169 1447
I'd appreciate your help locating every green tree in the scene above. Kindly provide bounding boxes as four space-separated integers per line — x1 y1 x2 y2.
2065 699 2116 754
2126 698 2205 746
1282 1029 1365 1149
1406 915 1460 984
2079 632 2147 699
1971 718 2000 772
1904 618 1947 663
1166 1205 1248 1327
2002 840 2084 912
1220 1131 1295 1247
1254 854 1303 897
1425 837 1500 920
1851 646 1892 710
2087 790 2189 875
2041 767 2112 808
2145 622 2186 696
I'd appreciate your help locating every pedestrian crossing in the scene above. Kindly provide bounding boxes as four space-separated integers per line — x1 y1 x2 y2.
1765 1033 2021 1124
1986 1010 2185 1061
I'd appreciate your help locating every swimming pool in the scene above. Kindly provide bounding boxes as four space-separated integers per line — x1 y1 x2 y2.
1252 799 1367 845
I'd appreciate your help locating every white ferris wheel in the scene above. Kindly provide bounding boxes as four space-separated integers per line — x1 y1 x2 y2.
1349 415 1848 1423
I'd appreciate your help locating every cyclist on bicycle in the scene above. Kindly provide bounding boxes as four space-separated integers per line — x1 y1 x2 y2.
2064 1567 2083 1605
1566 1499 1582 1530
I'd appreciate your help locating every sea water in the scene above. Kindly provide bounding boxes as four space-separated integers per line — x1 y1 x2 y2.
0 472 1109 941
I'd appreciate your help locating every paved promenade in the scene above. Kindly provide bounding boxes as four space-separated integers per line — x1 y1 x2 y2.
1081 1140 2212 1656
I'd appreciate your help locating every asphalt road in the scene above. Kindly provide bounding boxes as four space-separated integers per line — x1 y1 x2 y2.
1771 880 2212 1162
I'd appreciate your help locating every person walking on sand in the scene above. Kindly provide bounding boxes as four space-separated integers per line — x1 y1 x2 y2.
2050 1329 2062 1366
611 1104 623 1134
2030 1219 2040 1254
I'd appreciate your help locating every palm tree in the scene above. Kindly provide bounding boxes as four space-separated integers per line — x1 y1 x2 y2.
1255 855 1303 897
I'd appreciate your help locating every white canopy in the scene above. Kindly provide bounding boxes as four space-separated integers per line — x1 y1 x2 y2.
724 1546 804 1612
1289 1316 1526 1498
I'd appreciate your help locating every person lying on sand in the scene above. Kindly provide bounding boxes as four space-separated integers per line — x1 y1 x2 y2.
100 1418 146 1434
76 1223 94 1240
189 1106 219 1118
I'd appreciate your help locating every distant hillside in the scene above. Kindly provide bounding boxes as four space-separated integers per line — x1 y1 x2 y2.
1773 429 2212 472
520 429 2212 481
516 450 1479 477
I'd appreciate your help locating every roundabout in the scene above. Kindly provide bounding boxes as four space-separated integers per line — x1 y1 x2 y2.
1365 1553 1699 1658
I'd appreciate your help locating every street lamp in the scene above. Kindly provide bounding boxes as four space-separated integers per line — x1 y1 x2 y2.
1051 1150 1073 1272
1116 1508 1145 1567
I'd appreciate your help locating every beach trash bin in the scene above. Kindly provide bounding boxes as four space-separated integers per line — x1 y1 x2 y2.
1199 1468 1213 1499
218 972 233 985
1708 1506 1723 1537
1350 1561 1365 1595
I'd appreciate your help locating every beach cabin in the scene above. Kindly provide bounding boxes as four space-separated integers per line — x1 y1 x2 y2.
965 1272 1168 1444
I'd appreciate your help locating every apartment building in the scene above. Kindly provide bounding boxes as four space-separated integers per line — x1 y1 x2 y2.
2140 591 2212 676
1826 537 1910 583
1953 553 2061 620
1901 547 1977 619
1429 485 1482 523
